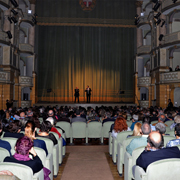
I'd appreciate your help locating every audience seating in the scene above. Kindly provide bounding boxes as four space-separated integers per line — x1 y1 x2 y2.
126 121 132 128
124 146 145 180
0 162 44 180
34 147 53 180
117 136 139 175
163 136 175 146
56 127 66 156
71 122 88 144
112 131 132 164
101 121 114 144
165 121 173 127
0 175 20 180
87 121 102 139
0 147 10 162
56 121 71 139
151 120 158 124
134 158 180 180
36 137 59 177
166 130 175 136
109 132 113 156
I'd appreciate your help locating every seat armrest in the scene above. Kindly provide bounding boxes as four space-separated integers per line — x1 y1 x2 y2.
134 166 147 180
33 169 44 180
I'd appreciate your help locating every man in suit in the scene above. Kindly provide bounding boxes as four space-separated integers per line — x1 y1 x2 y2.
74 87 80 103
136 131 180 171
71 109 86 123
85 86 92 103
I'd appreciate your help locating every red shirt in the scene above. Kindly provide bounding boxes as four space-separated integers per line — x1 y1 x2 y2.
50 127 61 138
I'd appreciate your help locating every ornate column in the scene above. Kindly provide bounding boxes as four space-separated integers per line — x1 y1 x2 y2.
169 56 173 69
136 1 143 48
3 10 11 32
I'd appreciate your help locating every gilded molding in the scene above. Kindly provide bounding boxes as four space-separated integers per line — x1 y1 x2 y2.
136 1 143 8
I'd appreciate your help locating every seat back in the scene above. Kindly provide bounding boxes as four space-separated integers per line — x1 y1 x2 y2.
146 158 180 180
164 135 175 146
0 175 20 180
1 137 18 155
71 122 87 138
38 118 43 124
132 146 145 168
36 137 54 153
0 147 10 162
166 130 175 136
151 120 158 124
56 121 71 138
33 147 46 166
116 131 132 143
126 121 132 128
87 122 102 138
165 121 173 127
102 121 114 138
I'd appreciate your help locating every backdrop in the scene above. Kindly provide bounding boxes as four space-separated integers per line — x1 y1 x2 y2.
36 0 136 102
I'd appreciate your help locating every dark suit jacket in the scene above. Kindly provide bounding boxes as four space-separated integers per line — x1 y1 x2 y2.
71 116 86 123
136 146 180 171
85 88 91 96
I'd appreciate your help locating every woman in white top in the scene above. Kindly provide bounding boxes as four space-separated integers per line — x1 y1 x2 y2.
111 116 131 138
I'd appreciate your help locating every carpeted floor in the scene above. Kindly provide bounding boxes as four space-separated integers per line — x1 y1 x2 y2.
61 145 114 180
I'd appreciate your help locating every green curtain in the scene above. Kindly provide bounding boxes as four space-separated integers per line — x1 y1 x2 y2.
37 26 135 102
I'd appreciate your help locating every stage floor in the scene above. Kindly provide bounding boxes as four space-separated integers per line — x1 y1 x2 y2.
35 102 136 109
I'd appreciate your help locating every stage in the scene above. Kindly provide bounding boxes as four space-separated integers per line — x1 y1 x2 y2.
34 102 136 109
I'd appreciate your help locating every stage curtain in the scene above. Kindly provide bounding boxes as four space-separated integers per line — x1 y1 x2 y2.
37 26 135 102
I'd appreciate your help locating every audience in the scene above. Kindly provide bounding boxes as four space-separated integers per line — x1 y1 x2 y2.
155 122 166 136
127 122 142 138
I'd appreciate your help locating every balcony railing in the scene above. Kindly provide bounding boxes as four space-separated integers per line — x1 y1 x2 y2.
19 43 34 54
137 45 151 55
0 71 10 83
162 31 180 45
21 100 31 108
162 0 180 13
138 76 151 87
160 71 180 83
139 100 149 108
0 0 10 10
0 31 10 45
138 15 148 26
19 76 33 87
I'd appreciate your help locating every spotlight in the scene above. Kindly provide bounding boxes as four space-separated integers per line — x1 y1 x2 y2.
173 0 178 3
11 9 18 15
156 19 161 25
161 20 166 27
11 17 18 23
154 12 161 19
32 17 37 24
10 0 18 8
8 17 12 23
159 34 164 41
6 31 12 39
153 2 161 11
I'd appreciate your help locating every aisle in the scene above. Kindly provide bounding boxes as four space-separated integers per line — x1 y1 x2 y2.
61 145 114 180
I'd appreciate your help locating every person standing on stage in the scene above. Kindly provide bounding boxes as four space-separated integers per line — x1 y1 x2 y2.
85 85 92 103
74 87 80 103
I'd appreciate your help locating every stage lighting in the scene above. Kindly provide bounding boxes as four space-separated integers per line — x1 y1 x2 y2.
10 0 18 8
156 19 161 25
161 20 166 27
173 0 178 3
6 31 12 39
159 34 164 41
154 12 161 19
11 9 18 15
153 2 161 11
11 17 18 23
8 17 12 23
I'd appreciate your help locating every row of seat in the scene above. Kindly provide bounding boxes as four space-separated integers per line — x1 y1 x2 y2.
56 121 114 144
0 129 65 180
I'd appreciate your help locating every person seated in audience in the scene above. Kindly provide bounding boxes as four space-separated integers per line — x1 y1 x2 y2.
136 131 180 172
142 116 155 131
0 170 20 180
102 111 114 124
71 109 86 123
3 120 24 138
127 122 142 138
111 116 131 139
130 114 140 131
126 122 151 156
170 115 180 130
4 136 44 174
150 110 158 122
25 120 48 155
0 121 11 155
152 114 168 127
175 65 180 71
155 122 167 136
36 121 58 145
167 124 180 147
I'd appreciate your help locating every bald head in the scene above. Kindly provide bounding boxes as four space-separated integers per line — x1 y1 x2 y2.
148 132 163 149
48 110 54 117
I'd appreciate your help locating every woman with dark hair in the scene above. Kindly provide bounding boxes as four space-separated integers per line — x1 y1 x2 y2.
4 136 43 174
111 116 131 138
36 121 58 145
25 120 48 155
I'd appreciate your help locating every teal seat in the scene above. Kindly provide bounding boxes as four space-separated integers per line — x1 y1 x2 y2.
124 146 145 180
71 122 88 144
166 130 175 136
87 121 102 139
0 175 20 180
56 121 71 138
0 162 44 180
117 136 139 175
0 147 10 162
101 121 114 144
126 121 132 128
112 131 132 164
109 132 113 156
56 127 66 156
135 158 180 180
165 120 173 127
